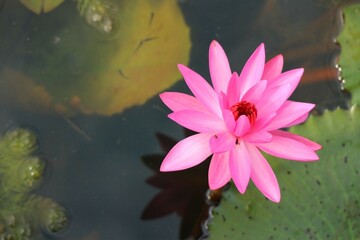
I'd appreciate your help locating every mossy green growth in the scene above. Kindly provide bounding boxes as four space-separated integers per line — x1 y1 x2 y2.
207 106 360 239
77 0 114 33
0 129 68 240
337 3 360 104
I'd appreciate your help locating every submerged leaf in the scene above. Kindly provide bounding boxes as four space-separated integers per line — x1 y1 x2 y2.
1 0 191 116
208 107 360 239
0 68 55 114
20 0 65 14
337 3 360 104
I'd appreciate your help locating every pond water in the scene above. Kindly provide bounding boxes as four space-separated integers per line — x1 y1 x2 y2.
0 0 350 239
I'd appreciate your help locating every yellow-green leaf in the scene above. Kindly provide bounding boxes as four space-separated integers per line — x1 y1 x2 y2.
2 0 191 115
20 0 65 14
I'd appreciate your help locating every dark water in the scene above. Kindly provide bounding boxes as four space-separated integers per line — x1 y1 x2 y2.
0 0 349 239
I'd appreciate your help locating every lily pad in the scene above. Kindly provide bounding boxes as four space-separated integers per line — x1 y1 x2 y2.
208 106 360 239
337 4 360 104
20 0 65 14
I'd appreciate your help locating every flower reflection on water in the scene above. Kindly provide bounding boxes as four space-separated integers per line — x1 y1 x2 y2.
141 130 208 239
142 130 222 239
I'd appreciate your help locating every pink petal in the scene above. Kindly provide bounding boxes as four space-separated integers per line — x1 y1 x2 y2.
168 110 227 133
226 72 240 106
256 134 319 161
271 130 321 151
267 68 304 97
210 132 236 153
160 133 212 171
178 64 222 118
159 92 208 113
262 55 283 81
234 115 251 137
209 40 232 94
251 112 277 132
241 80 267 104
243 131 272 143
229 141 251 194
218 91 229 110
246 143 281 203
208 152 231 189
222 109 236 132
265 101 315 130
256 84 292 119
284 113 309 128
238 43 266 99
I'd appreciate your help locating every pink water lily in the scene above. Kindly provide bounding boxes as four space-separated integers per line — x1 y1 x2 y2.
159 41 321 203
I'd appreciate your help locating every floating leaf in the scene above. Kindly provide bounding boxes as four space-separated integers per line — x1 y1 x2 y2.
20 0 65 14
208 106 360 239
338 4 360 104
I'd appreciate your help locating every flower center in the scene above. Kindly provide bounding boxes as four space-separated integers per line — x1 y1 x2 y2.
230 101 257 125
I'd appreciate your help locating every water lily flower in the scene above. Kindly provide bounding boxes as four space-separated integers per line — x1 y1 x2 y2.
159 41 321 203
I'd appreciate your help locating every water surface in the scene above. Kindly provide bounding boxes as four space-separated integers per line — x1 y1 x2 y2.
0 0 348 239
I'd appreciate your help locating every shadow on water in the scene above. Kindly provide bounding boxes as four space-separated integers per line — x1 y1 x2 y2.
141 130 210 239
0 0 353 239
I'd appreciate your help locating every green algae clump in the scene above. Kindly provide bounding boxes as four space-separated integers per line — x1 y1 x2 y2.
0 129 68 240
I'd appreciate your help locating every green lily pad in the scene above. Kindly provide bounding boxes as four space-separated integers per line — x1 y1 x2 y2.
20 0 65 14
337 4 360 104
208 106 360 239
